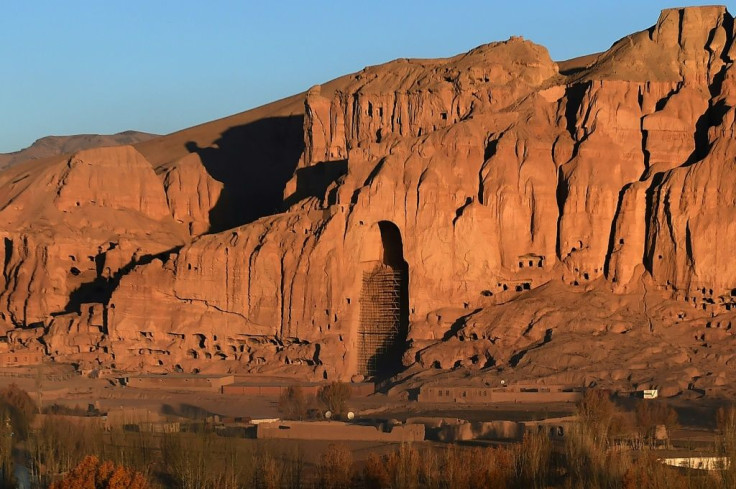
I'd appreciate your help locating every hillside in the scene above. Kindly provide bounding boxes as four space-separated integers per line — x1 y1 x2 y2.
0 131 157 171
0 5 734 399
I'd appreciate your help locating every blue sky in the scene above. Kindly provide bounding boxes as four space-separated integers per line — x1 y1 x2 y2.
0 1 731 152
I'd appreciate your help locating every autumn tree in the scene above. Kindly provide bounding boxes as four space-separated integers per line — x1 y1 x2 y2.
716 405 736 487
0 406 14 489
253 452 281 489
634 400 678 441
576 389 621 447
622 452 688 489
384 443 421 489
513 430 552 489
317 444 353 489
0 384 37 487
49 455 149 489
0 383 36 439
362 453 390 489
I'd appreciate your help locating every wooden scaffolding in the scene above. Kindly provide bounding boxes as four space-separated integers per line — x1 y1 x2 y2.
358 266 403 376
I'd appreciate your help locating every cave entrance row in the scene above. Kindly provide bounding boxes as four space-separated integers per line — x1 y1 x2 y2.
357 221 409 379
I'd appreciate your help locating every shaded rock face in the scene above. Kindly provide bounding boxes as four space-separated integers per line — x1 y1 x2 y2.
2 6 736 394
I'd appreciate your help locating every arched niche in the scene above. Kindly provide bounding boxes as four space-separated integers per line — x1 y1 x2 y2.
357 220 409 378
360 221 408 266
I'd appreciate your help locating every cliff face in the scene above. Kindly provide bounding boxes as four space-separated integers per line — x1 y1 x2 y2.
0 131 157 172
2 6 736 394
0 147 188 330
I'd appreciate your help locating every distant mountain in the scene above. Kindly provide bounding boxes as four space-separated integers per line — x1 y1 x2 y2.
0 130 158 170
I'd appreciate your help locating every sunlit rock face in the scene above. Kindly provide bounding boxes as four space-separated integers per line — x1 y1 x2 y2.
2 7 736 395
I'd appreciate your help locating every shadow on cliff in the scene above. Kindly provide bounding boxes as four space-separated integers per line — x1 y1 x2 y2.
282 159 348 209
686 98 730 166
185 115 305 233
60 247 181 327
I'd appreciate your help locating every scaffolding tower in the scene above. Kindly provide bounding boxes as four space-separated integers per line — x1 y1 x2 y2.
358 265 403 376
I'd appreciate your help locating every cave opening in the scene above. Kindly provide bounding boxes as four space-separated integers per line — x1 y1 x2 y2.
358 221 409 379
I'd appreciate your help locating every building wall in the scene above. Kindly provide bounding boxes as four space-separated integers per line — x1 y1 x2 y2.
436 420 524 442
256 420 424 441
0 351 44 367
125 375 234 391
223 385 318 397
105 408 165 427
418 385 583 403
222 382 374 397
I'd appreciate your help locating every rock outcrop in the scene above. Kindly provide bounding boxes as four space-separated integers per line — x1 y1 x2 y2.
0 130 157 171
1 6 735 396
157 153 224 236
0 146 190 340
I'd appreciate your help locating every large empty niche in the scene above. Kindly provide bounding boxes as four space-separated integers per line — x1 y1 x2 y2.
358 221 409 378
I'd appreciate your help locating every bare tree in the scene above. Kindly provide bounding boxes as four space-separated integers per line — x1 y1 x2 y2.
278 385 308 420
317 444 353 489
318 382 352 417
635 400 678 444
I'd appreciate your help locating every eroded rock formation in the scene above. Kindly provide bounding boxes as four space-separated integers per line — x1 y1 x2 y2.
0 131 157 172
1 6 736 396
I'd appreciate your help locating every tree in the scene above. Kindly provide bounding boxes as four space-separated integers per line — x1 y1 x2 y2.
576 389 620 446
635 400 678 442
278 385 307 420
253 452 281 489
716 405 736 486
362 453 390 489
622 452 688 489
0 407 14 489
49 455 149 489
514 430 552 489
0 383 37 440
318 382 352 417
317 444 353 489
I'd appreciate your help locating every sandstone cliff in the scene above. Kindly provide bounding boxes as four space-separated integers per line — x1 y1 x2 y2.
1 6 735 397
0 131 157 171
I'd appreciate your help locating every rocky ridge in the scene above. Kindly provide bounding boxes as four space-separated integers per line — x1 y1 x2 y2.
1 6 735 397
0 131 157 171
